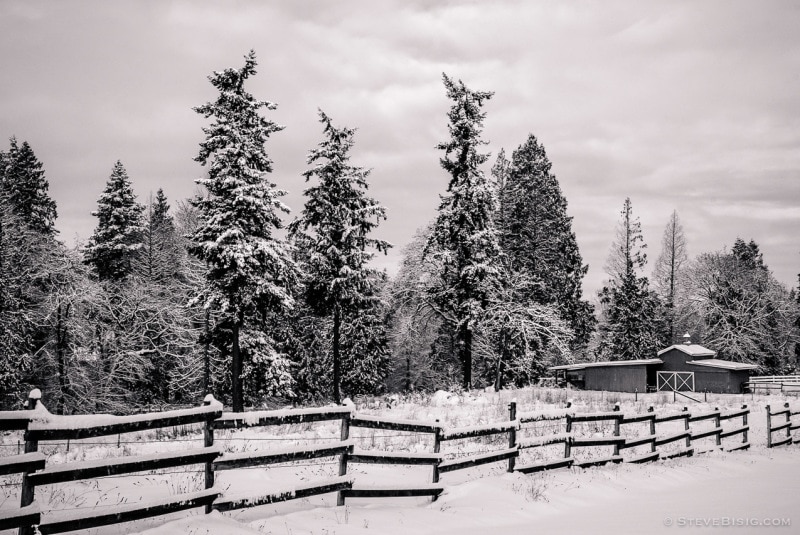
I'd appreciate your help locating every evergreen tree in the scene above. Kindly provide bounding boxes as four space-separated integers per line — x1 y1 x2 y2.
596 198 663 360
190 50 298 412
501 134 595 349
0 199 35 405
340 280 391 397
0 137 60 406
652 210 689 343
426 73 502 390
1 138 58 235
289 110 391 403
84 161 143 282
137 189 180 282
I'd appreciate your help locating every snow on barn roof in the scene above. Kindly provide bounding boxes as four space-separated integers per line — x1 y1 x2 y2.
657 344 716 357
550 359 663 371
687 359 758 371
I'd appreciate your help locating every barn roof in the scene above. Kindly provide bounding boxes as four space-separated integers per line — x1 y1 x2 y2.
687 359 758 371
550 358 662 371
657 344 715 357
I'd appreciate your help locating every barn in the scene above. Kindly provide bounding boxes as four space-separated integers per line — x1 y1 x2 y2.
551 335 758 394
656 340 757 394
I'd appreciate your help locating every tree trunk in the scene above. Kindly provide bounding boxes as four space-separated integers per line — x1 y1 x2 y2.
231 320 243 412
56 304 67 415
460 320 472 390
405 351 411 392
494 352 503 391
203 309 210 396
333 304 342 404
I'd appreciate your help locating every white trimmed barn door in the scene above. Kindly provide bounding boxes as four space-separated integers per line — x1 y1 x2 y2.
657 371 695 392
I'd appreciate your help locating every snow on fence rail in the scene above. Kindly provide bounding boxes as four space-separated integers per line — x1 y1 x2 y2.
766 402 800 448
0 392 756 534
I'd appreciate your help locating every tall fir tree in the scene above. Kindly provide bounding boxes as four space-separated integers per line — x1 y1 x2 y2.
190 50 298 411
596 198 663 360
491 149 511 249
501 134 595 350
427 74 503 390
84 161 143 282
1 138 58 235
652 210 688 343
290 110 391 403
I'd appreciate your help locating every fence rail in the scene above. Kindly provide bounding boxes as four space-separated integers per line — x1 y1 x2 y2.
0 392 759 534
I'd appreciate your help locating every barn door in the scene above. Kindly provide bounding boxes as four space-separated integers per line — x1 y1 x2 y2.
657 371 695 392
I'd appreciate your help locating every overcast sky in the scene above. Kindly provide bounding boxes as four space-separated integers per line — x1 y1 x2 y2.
1 0 798 297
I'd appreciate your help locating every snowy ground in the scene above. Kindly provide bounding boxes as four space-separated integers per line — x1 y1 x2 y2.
1 387 798 534
136 448 800 535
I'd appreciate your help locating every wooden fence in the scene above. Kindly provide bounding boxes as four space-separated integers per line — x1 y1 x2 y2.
746 376 800 395
0 393 754 534
514 402 749 473
766 402 800 448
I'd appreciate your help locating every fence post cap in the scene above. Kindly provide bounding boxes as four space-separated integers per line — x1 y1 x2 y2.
647 406 654 412
566 399 573 408
202 394 217 405
785 402 790 408
28 388 42 400
613 402 621 411
742 404 748 409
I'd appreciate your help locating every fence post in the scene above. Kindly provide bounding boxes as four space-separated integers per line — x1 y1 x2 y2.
19 389 42 535
507 401 517 472
766 405 773 448
564 400 573 459
714 407 722 447
432 419 441 485
741 405 749 445
784 402 792 443
648 406 656 453
682 407 691 449
337 411 351 506
612 402 621 456
202 394 217 514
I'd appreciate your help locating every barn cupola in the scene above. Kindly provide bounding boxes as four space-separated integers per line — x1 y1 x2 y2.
682 333 691 345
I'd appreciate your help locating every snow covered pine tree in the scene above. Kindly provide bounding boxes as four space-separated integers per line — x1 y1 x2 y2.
190 51 298 412
84 161 143 282
290 110 391 403
427 74 503 390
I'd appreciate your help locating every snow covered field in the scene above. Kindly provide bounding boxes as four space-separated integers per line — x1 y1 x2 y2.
137 448 800 535
2 387 798 534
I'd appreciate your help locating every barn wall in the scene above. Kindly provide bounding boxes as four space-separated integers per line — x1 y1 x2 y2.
584 366 646 392
693 369 750 393
659 350 693 372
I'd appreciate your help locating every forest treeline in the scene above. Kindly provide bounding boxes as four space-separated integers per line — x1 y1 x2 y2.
1 52 798 412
